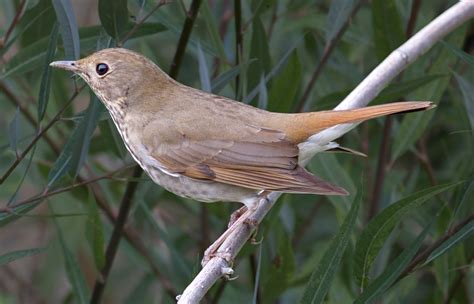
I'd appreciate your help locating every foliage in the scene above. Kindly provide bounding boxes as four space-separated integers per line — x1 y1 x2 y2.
0 0 472 303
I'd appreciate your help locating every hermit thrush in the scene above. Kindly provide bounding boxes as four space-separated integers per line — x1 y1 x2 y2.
50 48 433 208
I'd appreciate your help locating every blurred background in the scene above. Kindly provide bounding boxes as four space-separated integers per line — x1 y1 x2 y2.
0 0 473 303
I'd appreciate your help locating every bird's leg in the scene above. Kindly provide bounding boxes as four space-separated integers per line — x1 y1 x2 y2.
201 207 252 266
201 193 269 267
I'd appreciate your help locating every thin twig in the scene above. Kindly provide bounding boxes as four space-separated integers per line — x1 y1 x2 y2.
90 165 143 304
169 0 203 79
0 166 130 213
0 81 61 153
444 253 474 304
1 0 26 47
178 2 474 302
397 214 474 281
118 0 172 46
294 0 364 112
0 87 83 184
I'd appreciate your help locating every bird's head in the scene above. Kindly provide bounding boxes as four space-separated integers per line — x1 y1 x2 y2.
50 48 170 107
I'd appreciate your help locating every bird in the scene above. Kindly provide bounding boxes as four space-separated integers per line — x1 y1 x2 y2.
50 48 433 261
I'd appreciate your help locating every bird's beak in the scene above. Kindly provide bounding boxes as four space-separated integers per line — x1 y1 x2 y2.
50 60 80 73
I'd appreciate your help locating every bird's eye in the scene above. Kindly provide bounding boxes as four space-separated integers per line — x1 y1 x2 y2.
96 63 109 76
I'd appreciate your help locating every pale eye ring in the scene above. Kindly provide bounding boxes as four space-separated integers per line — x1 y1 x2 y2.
96 63 109 76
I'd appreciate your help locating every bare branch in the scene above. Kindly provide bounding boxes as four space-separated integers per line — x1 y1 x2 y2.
177 1 474 303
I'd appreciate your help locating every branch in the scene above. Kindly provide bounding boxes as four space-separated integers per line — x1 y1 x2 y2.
177 1 474 303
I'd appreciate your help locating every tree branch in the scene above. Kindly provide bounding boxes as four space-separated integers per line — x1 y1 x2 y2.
177 2 474 303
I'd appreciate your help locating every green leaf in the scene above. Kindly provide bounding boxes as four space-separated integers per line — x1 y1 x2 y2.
309 154 356 209
264 224 296 302
441 40 474 67
423 218 474 266
371 0 405 60
197 42 211 92
0 248 46 266
268 50 301 113
453 72 474 131
99 0 129 39
2 23 165 79
326 0 357 44
354 182 462 290
373 74 446 105
138 200 191 284
8 107 21 155
52 208 89 303
300 179 362 304
247 16 272 92
0 202 40 227
258 74 268 109
211 59 257 94
354 224 431 304
86 196 105 270
244 43 300 103
391 27 466 160
52 0 80 59
0 2 52 57
2 38 50 78
201 0 227 62
38 22 59 121
48 95 103 185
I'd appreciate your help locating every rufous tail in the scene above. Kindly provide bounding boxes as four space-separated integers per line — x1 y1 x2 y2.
278 101 434 142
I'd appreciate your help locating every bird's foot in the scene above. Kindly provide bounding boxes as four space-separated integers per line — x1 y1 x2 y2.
228 205 248 228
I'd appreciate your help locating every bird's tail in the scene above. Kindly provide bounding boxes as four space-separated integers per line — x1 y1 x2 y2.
280 101 434 142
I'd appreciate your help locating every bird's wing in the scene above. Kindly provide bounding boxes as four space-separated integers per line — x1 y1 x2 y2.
150 127 347 195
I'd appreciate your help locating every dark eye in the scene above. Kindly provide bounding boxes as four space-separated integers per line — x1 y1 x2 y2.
96 63 109 76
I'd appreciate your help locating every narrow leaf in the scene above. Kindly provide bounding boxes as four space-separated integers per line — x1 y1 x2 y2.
268 50 301 113
258 74 268 109
424 218 474 266
86 197 105 270
201 0 227 62
47 95 103 185
38 22 59 121
8 107 21 155
211 59 256 93
0 202 40 227
99 0 129 39
52 207 89 303
373 74 446 104
391 27 466 160
2 23 165 78
300 180 362 304
453 72 474 131
247 16 272 91
52 0 80 59
244 42 301 103
0 248 45 266
354 182 462 290
371 0 405 60
197 42 211 92
441 40 474 67
354 224 431 304
326 0 357 44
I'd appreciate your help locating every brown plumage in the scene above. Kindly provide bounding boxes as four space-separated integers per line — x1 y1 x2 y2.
50 48 434 206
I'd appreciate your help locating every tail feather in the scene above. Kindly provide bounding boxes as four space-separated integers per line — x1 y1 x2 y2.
280 101 434 142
